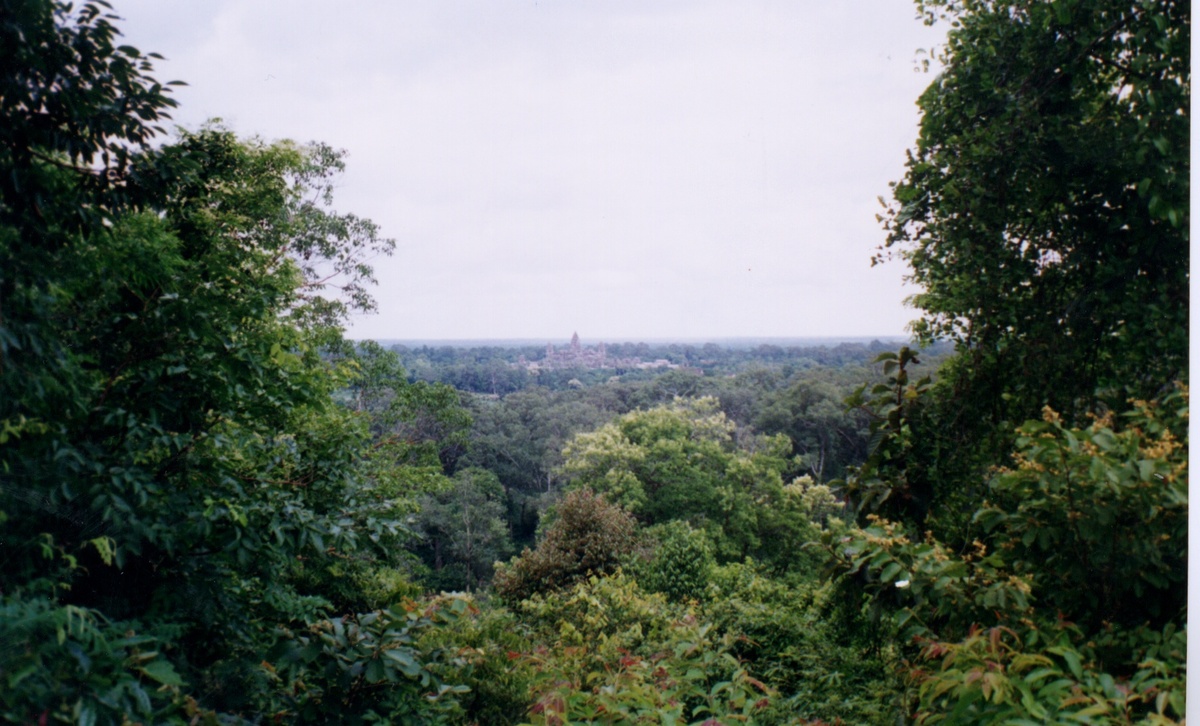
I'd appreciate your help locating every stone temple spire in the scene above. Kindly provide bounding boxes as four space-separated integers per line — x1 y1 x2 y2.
570 331 581 351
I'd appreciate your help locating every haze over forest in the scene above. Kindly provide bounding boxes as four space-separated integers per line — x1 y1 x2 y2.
377 335 909 348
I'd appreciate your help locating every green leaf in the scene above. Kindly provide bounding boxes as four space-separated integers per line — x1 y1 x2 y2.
365 657 385 682
383 648 421 677
1049 648 1083 681
139 658 184 686
6 665 38 689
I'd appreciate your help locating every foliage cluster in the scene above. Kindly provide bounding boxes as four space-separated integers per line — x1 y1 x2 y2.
493 488 639 603
873 0 1190 529
517 573 775 725
457 357 891 524
634 520 716 603
829 392 1187 722
828 0 1190 721
260 597 472 722
0 3 465 722
560 397 815 566
414 467 512 592
704 562 901 724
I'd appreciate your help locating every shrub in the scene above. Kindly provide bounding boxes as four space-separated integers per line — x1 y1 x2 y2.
825 391 1188 722
0 597 200 725
492 489 637 603
517 573 775 724
637 520 715 602
706 562 900 724
260 597 471 722
417 597 535 726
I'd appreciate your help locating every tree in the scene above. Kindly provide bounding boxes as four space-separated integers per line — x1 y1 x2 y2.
463 387 610 495
825 1 1190 719
0 123 413 716
0 4 464 718
636 520 715 602
890 0 1188 393
0 0 177 225
344 340 471 472
1 4 190 717
559 397 805 564
492 488 637 603
870 0 1189 534
754 378 868 482
416 467 512 592
1 0 180 501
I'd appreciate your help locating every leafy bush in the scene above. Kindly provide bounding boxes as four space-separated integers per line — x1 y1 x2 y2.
705 562 900 724
825 392 1188 722
493 489 637 603
909 624 1185 724
416 599 536 726
517 573 775 724
261 596 471 722
0 596 204 725
974 395 1187 637
636 520 715 602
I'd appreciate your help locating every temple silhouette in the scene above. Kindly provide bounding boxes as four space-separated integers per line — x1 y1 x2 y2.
516 333 679 372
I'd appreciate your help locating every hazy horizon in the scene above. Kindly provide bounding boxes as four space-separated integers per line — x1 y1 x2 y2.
365 334 913 349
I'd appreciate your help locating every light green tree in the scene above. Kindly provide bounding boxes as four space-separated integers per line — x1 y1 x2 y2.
560 397 810 565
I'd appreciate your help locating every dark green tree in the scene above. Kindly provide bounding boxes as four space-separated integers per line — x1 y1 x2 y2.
344 339 471 473
0 4 476 720
492 488 638 603
754 378 868 482
636 520 715 602
870 0 1188 533
416 467 512 592
463 387 609 495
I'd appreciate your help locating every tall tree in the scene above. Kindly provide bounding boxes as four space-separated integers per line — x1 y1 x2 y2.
870 0 1188 530
416 467 512 592
828 1 1189 718
887 0 1188 397
754 378 868 482
0 4 468 719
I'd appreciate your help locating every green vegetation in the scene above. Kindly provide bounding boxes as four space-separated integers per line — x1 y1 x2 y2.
1 0 1185 723
559 398 804 566
832 0 1189 721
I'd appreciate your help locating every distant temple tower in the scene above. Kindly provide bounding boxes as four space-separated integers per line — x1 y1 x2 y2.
530 332 655 372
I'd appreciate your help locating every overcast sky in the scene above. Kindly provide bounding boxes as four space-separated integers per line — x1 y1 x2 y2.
113 1 946 342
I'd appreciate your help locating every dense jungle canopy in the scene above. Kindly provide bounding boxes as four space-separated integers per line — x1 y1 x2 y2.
0 0 1187 723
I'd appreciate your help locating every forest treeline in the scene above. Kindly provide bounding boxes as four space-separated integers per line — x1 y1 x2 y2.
391 339 914 395
0 0 1187 724
402 341 943 559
